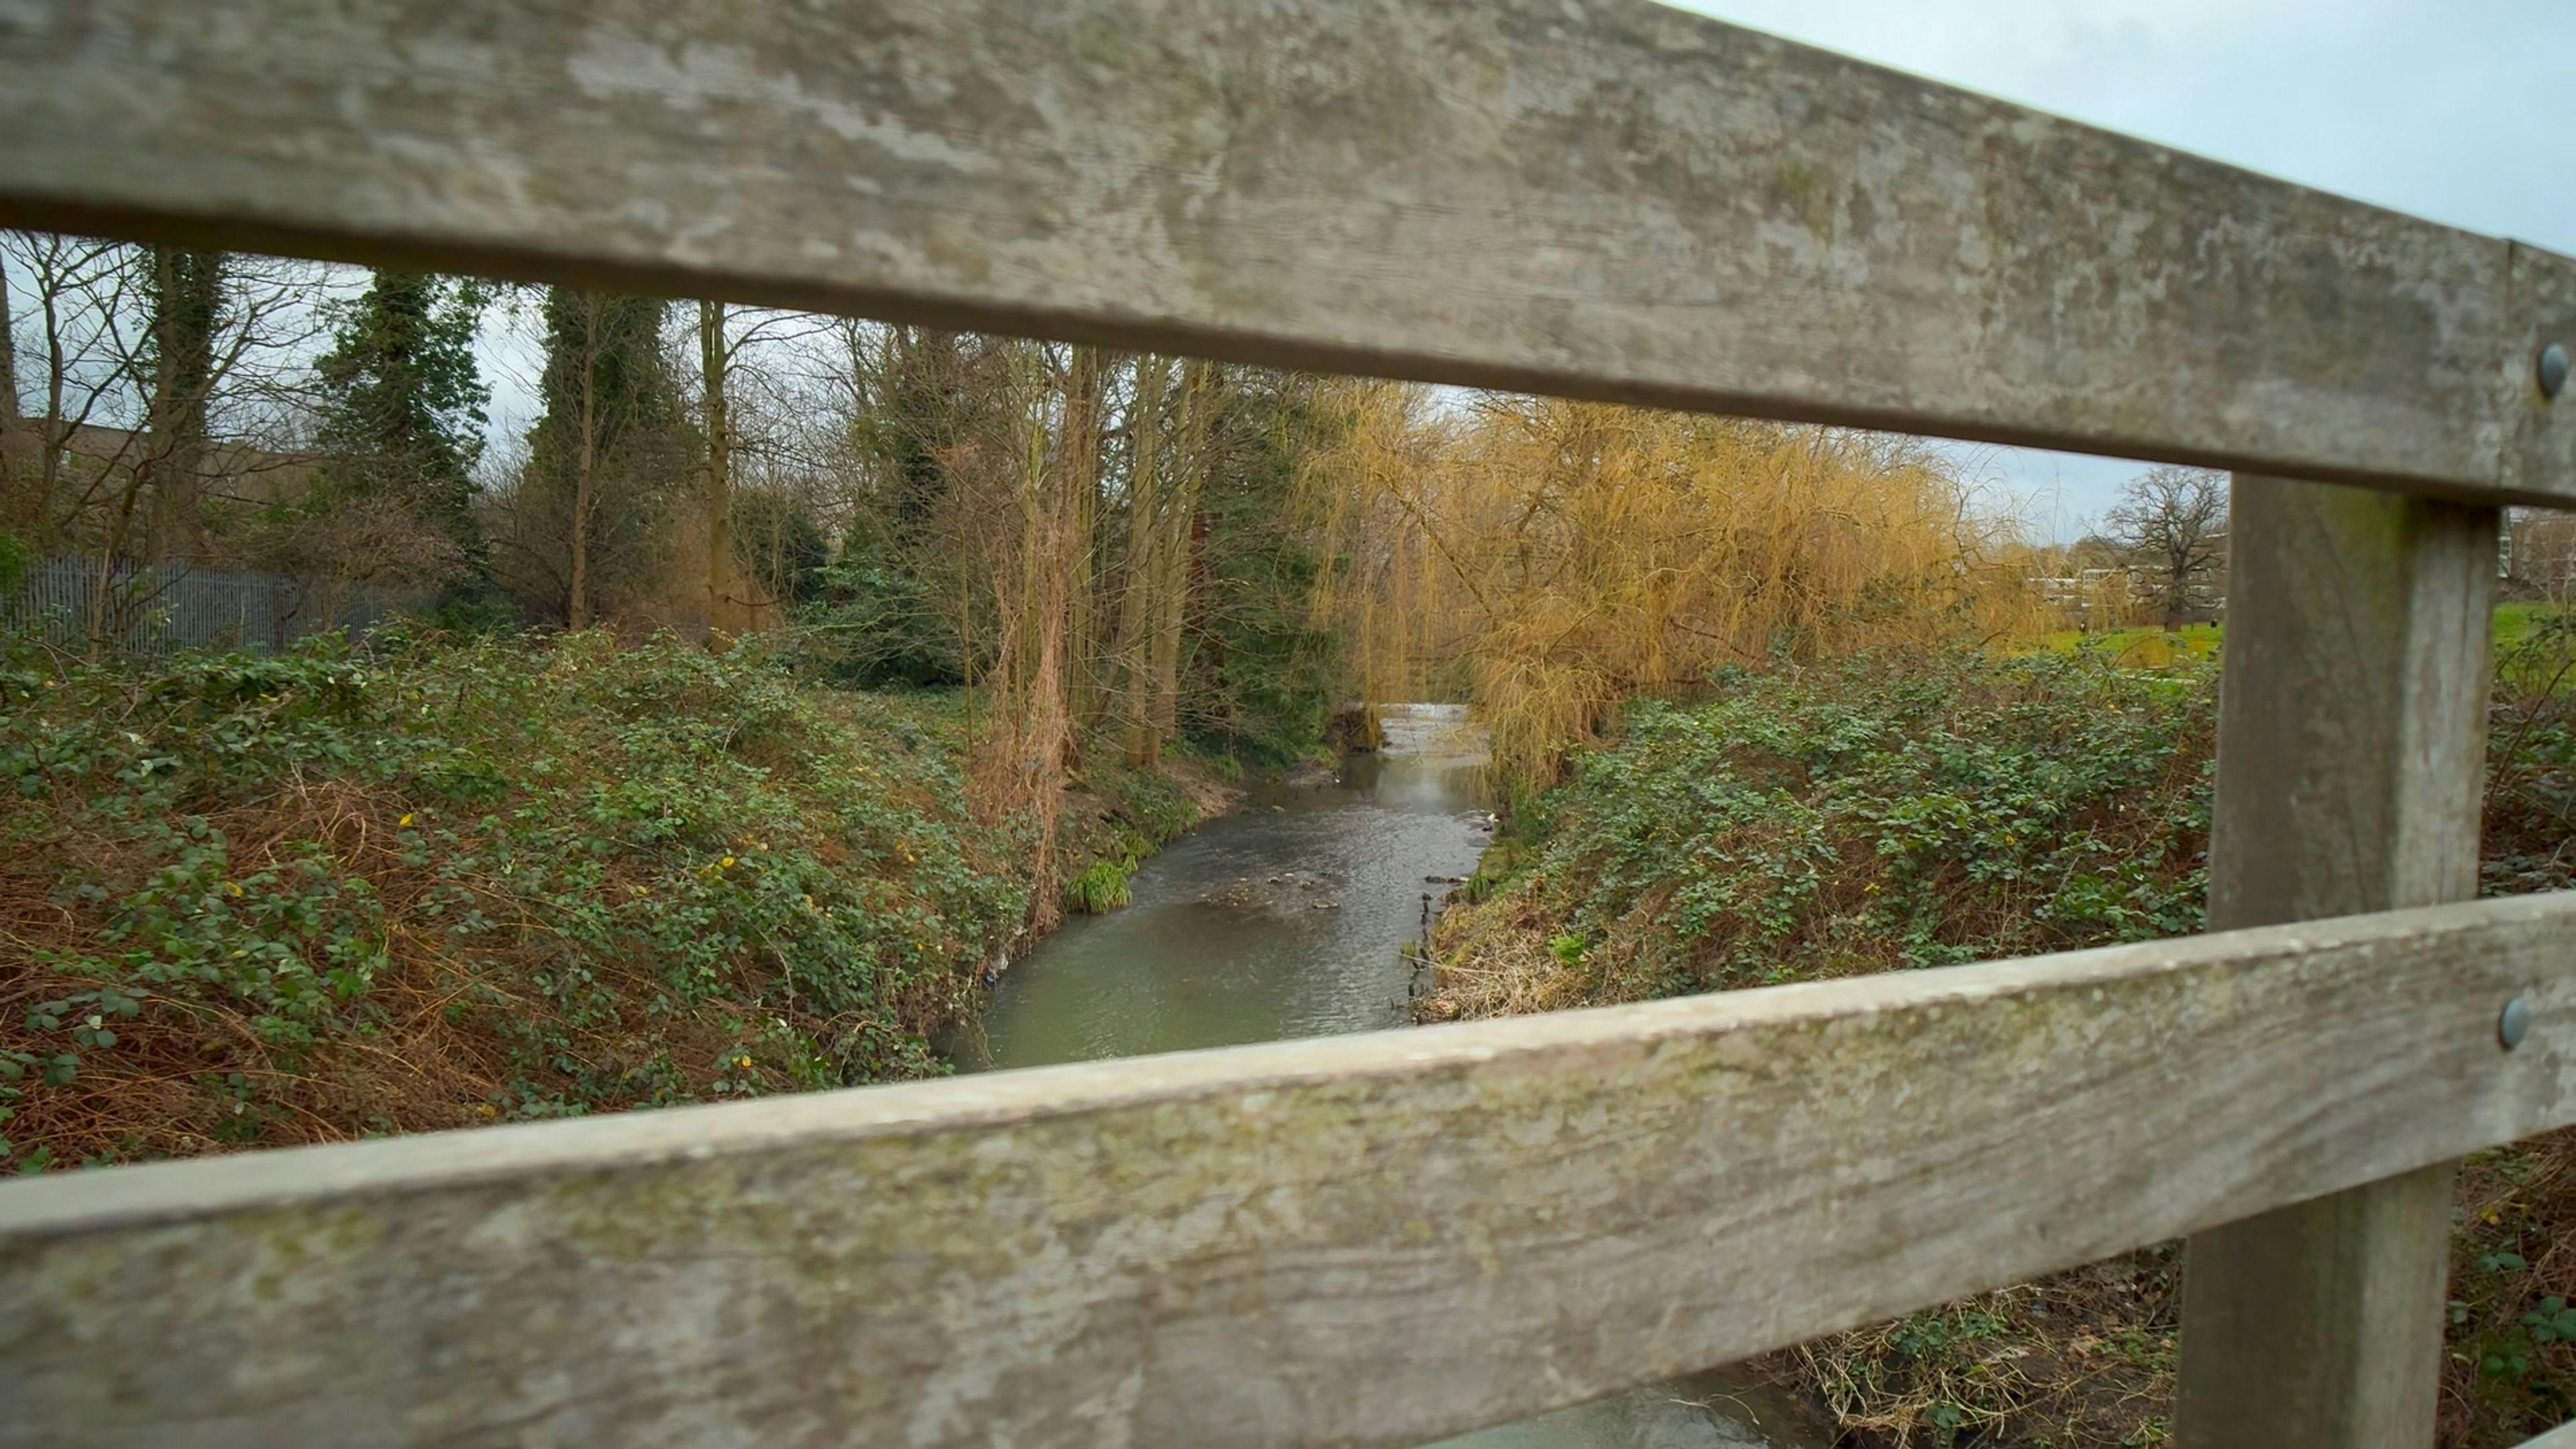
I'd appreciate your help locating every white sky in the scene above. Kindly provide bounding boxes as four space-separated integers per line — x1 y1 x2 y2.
1668 0 2576 537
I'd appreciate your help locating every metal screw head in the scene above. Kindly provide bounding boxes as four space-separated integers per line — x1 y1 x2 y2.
2500 997 2533 1051
2543 342 2572 400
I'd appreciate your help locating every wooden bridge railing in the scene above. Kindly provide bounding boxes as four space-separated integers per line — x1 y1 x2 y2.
2 3 2571 1446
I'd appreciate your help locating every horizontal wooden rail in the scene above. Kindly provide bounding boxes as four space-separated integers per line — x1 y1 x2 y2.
4 894 2572 1448
3 0 2571 504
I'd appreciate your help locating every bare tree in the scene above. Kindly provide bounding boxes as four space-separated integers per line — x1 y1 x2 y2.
3 233 141 553
699 300 735 643
0 241 19 497
2508 508 2576 598
692 301 834 643
1115 354 1172 764
2105 465 2227 630
492 288 694 631
2 233 334 561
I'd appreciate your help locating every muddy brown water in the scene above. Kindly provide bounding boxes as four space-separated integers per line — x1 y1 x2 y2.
954 705 1827 1449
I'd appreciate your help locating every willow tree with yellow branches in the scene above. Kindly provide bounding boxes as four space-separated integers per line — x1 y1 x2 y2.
1305 389 2047 791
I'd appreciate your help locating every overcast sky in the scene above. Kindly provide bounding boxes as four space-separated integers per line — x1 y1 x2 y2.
1668 0 2576 537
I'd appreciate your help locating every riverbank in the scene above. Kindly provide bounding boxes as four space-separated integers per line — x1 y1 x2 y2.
0 627 1238 1172
1419 649 2576 1448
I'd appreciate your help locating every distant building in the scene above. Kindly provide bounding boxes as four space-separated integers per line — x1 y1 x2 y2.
2508 510 2576 597
40 421 319 508
2029 543 2226 629
3 419 321 566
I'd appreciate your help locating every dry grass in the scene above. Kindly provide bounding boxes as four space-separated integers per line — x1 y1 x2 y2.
1755 1128 2576 1446
0 772 733 1160
0 634 1042 1169
0 627 1248 1170
1407 912 1592 1022
21 877 843 1165
1769 1254 2180 1448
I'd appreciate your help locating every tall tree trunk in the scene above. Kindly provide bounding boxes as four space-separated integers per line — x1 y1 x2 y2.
990 342 1082 920
31 265 64 550
143 248 180 560
144 246 221 564
0 251 19 438
1061 346 1108 733
0 256 32 539
1117 356 1171 766
568 299 599 631
699 299 735 647
883 325 963 548
1150 359 1214 747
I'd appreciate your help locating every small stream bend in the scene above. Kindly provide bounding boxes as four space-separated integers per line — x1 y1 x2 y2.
956 705 1819 1449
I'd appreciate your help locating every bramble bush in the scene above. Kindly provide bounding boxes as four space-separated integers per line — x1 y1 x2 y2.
0 628 1036 1170
1430 651 2214 1017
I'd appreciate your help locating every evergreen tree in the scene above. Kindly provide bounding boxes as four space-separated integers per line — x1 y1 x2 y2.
139 247 226 559
311 272 492 566
524 288 688 628
1178 369 1342 763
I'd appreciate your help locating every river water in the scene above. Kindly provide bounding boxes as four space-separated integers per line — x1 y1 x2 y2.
953 705 1823 1449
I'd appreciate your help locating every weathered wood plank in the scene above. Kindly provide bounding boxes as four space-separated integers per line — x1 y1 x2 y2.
2 0 2572 502
5 896 2573 1449
2508 244 2576 499
2518 1422 2576 1449
2174 478 2502 1448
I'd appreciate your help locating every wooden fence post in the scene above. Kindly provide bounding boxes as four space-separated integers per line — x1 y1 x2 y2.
2174 474 2500 1447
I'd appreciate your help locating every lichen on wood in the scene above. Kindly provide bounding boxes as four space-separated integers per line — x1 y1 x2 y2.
3 895 2573 1448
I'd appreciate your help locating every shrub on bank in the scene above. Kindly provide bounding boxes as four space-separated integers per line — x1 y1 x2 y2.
1430 652 2213 1018
1063 856 1137 914
1426 646 2575 1447
0 629 1032 1171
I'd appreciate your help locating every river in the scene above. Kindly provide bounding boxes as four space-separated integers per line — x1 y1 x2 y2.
953 705 1825 1449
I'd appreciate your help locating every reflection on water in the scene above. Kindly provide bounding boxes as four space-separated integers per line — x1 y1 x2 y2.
961 710 1489 1067
958 706 1824 1449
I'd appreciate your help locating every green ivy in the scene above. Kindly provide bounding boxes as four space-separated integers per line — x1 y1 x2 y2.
1473 651 2213 998
0 628 1034 1169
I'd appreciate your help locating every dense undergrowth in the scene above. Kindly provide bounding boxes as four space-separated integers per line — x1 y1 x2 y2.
0 628 1220 1171
1424 638 2576 1448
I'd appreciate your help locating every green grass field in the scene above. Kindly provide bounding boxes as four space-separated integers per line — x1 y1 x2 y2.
2039 603 2565 670
2496 600 2563 650
2033 622 2222 667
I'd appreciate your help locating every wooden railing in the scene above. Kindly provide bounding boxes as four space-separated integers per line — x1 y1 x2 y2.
2 3 2571 1446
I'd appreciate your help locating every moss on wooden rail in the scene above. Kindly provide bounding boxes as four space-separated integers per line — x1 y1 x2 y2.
3 0 2573 503
3 895 2573 1448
